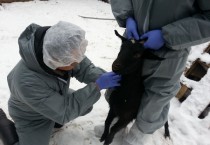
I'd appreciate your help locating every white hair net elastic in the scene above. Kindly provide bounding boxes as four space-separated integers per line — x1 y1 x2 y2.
43 21 88 70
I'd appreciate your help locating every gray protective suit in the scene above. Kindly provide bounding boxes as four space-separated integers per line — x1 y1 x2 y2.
110 0 210 134
7 24 105 145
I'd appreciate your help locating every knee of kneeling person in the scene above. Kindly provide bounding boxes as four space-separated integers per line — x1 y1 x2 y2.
80 106 93 116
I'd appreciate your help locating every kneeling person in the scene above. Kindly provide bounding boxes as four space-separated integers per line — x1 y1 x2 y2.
1 21 121 145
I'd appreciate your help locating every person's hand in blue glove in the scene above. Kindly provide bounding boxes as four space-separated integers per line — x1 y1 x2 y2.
140 30 165 50
126 17 140 40
96 72 121 90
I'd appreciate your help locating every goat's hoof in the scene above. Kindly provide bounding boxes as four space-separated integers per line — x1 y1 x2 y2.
100 138 104 142
164 133 171 139
100 134 107 142
100 137 107 143
104 138 113 145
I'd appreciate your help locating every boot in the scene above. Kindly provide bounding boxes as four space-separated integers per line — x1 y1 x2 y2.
0 109 19 145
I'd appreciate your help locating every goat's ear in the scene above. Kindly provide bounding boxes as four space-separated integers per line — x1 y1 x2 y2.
114 30 127 42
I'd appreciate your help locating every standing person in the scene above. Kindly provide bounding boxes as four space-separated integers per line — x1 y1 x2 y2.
110 0 210 145
0 21 121 145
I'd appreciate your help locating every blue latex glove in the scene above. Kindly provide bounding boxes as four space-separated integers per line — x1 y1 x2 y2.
126 17 140 40
140 30 164 50
96 72 121 90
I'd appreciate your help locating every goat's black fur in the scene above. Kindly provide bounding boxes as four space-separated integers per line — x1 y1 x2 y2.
100 30 170 145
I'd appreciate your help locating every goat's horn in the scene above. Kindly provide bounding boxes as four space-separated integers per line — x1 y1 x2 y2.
114 30 127 41
114 30 121 37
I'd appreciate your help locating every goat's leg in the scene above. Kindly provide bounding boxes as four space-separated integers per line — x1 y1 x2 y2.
100 109 116 142
164 121 170 138
104 118 131 145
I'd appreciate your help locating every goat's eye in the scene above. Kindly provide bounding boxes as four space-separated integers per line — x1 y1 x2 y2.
133 53 142 58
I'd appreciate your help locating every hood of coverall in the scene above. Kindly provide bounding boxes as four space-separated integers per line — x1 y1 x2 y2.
18 23 50 75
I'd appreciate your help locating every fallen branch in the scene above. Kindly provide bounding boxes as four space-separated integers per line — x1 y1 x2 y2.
78 15 115 21
0 0 32 3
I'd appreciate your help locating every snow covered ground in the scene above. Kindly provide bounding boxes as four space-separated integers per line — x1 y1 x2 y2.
0 0 210 145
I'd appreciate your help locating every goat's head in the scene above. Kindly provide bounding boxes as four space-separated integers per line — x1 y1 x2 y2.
112 30 145 75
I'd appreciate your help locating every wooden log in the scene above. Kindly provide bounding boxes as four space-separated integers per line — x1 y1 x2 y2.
185 59 209 81
100 0 109 3
176 83 192 102
198 103 210 119
204 44 210 54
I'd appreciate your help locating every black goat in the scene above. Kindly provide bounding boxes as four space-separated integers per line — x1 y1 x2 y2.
100 30 170 145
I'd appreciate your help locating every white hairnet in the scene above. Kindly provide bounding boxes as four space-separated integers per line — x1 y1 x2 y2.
43 21 88 70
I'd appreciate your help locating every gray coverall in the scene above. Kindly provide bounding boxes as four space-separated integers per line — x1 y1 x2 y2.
7 24 105 145
110 0 210 134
